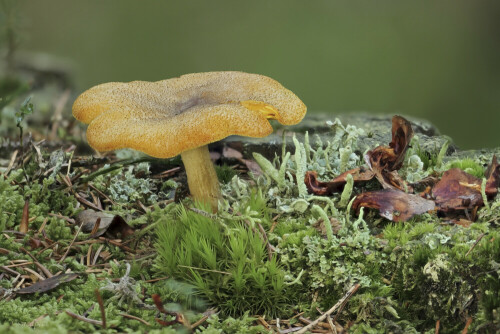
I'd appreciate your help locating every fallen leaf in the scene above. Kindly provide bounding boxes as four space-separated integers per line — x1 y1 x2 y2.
304 167 374 195
366 115 413 171
28 237 43 249
352 189 435 222
15 273 79 295
76 210 134 239
364 115 413 191
432 168 484 212
485 155 500 199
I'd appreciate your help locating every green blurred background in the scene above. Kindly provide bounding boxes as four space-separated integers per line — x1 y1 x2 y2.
7 0 500 148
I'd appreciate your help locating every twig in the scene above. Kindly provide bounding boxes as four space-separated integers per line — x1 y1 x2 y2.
465 233 485 257
0 265 21 276
296 283 360 334
19 200 29 233
120 313 151 326
435 319 440 334
94 289 106 329
190 315 209 330
461 317 473 334
59 221 84 264
4 149 18 176
65 310 103 326
257 221 275 260
48 213 76 224
19 247 53 278
22 267 45 281
144 276 170 283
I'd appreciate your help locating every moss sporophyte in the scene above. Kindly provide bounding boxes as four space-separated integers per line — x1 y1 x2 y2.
1 72 500 332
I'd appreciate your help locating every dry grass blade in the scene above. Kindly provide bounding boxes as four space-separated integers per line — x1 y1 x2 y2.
19 200 29 233
461 317 473 334
120 313 151 326
65 310 103 327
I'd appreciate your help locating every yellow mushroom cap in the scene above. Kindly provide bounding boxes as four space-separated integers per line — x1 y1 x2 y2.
72 71 307 158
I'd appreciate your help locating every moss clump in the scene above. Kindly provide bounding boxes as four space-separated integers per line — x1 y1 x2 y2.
446 158 486 178
196 312 271 334
155 202 290 317
0 171 25 231
383 221 499 332
215 164 237 184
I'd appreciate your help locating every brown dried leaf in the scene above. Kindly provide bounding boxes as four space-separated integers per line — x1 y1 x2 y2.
352 189 435 222
485 155 500 199
28 237 43 249
19 200 29 234
366 116 413 171
15 273 79 295
432 168 484 212
304 167 374 195
76 210 134 239
364 115 413 191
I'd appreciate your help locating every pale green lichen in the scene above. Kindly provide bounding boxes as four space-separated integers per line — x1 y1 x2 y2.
338 173 354 208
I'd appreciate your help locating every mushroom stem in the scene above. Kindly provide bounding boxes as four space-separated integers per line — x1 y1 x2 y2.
181 145 221 213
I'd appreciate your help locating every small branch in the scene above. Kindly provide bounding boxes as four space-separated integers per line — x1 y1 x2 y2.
461 317 473 334
58 221 84 264
465 233 485 257
296 284 360 334
65 310 103 327
94 289 106 329
191 316 209 330
120 313 151 326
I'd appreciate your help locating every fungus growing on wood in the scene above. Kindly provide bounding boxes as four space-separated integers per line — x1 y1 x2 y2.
72 71 307 212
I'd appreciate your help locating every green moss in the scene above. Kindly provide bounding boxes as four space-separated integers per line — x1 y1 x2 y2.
196 312 271 334
446 158 485 178
215 164 237 184
155 204 291 317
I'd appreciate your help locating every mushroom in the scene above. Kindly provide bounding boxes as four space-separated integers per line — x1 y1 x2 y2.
72 71 307 212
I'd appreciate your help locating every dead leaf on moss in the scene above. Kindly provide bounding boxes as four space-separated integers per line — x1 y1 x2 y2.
352 189 435 222
76 210 134 239
432 168 484 212
364 115 413 191
366 115 413 172
304 167 374 195
16 273 79 295
485 154 500 199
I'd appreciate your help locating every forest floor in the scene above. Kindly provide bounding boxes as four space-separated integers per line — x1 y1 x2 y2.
0 72 499 334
